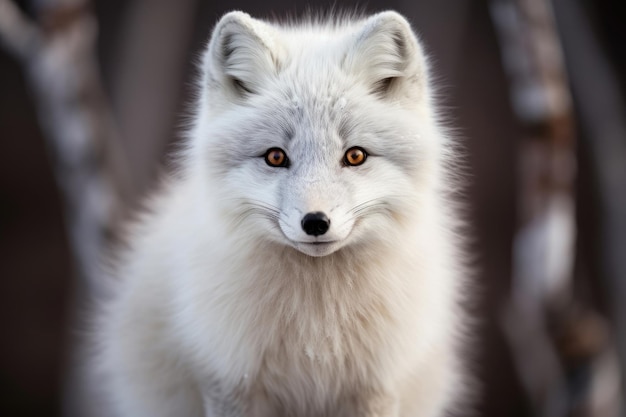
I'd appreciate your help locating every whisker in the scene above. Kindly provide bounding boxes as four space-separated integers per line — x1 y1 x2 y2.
224 198 283 229
348 197 397 218
342 193 413 229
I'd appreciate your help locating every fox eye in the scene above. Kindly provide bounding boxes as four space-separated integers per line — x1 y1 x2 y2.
264 148 289 168
343 147 368 166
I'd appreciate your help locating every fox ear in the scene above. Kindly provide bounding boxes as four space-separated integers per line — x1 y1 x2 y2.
344 11 427 99
204 12 280 98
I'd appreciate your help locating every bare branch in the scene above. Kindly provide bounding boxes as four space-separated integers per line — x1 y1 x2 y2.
0 0 43 60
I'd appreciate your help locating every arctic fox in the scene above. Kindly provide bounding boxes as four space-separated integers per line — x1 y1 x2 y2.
96 10 470 417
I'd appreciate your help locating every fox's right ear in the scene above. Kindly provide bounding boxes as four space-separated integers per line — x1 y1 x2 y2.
203 12 281 99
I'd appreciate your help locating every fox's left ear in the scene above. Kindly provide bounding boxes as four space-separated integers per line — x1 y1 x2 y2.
344 11 428 100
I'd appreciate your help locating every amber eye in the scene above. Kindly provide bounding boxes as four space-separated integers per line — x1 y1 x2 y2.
344 147 367 166
264 148 289 167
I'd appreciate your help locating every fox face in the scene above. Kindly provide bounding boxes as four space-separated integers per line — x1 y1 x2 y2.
191 11 443 257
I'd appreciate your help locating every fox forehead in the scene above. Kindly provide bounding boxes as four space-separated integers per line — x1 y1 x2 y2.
230 92 349 156
229 71 354 142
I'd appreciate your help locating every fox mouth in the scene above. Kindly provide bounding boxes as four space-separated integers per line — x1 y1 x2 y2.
292 240 343 257
296 240 338 245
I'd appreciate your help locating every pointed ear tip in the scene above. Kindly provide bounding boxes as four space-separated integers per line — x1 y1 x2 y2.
370 10 411 26
218 10 252 25
367 11 422 49
212 11 271 43
212 11 258 36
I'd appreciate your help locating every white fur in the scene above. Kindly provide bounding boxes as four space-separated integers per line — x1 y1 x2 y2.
95 10 470 417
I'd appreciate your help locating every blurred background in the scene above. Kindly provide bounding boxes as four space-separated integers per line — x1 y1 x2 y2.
1 0 625 416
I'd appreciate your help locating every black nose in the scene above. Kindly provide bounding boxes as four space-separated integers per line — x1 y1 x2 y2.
301 212 330 236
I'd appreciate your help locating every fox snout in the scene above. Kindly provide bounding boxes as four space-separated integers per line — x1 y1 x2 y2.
301 211 330 236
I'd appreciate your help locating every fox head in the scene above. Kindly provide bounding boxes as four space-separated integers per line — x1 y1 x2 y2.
187 11 448 257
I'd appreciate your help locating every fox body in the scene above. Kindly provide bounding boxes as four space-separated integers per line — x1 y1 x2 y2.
96 10 469 417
